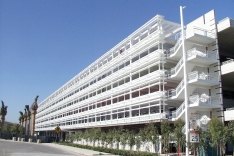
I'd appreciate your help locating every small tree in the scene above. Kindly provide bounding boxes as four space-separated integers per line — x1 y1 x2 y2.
75 130 83 142
161 120 171 154
208 117 228 156
93 128 102 146
88 129 95 146
227 121 234 155
174 119 185 154
197 128 210 155
83 129 90 145
135 135 142 151
120 129 128 150
143 123 159 152
66 133 75 143
100 131 107 147
19 125 24 137
106 130 114 148
128 130 136 151
139 128 146 143
112 128 121 149
10 124 18 137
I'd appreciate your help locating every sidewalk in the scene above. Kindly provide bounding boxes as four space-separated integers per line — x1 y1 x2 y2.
1 139 116 156
42 143 117 156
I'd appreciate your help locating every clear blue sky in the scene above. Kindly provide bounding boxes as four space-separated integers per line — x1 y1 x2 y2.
0 0 233 123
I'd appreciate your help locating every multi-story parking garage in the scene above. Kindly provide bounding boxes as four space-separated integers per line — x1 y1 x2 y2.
35 10 223 153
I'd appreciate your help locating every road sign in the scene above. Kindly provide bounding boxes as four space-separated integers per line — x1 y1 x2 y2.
190 131 199 143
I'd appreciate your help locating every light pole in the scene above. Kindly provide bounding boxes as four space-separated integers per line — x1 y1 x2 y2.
180 6 189 156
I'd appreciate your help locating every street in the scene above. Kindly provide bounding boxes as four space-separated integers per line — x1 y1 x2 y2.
0 139 79 156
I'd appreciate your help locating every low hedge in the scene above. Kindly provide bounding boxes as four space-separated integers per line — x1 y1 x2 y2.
57 142 158 156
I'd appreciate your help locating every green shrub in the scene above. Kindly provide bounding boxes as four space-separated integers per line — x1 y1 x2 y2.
57 142 158 156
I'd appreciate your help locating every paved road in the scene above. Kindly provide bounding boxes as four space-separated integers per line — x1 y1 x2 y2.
0 139 84 156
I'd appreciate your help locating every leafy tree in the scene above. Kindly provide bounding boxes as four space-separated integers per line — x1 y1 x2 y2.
128 130 136 151
93 128 102 146
120 129 128 150
112 128 121 149
100 131 107 147
197 128 210 155
208 117 228 156
227 121 234 156
66 133 75 143
135 135 142 151
75 130 83 142
83 129 90 145
106 130 114 148
161 120 171 154
88 129 95 146
174 119 185 154
139 128 146 143
143 123 159 152
10 124 18 136
18 125 24 137
2 123 11 133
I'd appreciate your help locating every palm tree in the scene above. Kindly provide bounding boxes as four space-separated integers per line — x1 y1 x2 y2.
31 95 39 136
0 101 8 129
19 111 24 125
25 105 31 136
54 126 61 142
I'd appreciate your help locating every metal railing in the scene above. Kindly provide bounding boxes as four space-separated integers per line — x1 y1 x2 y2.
222 59 234 65
167 58 183 77
170 102 185 119
169 94 221 120
167 80 184 98
226 107 234 111
192 26 215 38
187 48 217 60
188 71 217 82
189 94 221 106
166 37 182 57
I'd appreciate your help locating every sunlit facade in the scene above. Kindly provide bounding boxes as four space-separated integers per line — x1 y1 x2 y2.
35 11 222 138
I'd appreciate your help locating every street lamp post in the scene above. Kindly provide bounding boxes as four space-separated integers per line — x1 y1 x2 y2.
180 6 189 156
